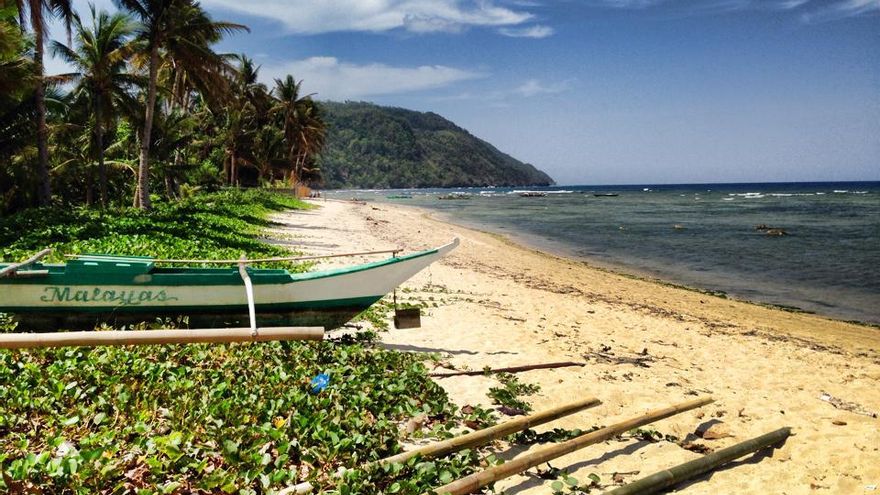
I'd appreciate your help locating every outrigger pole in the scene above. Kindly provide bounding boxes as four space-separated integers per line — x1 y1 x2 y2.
605 427 791 495
281 396 603 495
64 247 403 265
374 395 602 467
427 397 714 495
0 326 324 349
0 248 53 278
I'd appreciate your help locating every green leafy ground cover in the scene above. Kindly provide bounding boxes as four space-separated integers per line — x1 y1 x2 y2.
0 189 311 269
0 334 483 493
0 191 499 493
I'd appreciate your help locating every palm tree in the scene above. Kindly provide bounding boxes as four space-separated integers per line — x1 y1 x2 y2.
1 4 35 148
272 75 325 188
50 6 138 206
273 75 304 184
291 98 325 185
251 125 284 183
222 55 267 185
0 9 35 211
113 0 246 209
13 0 74 206
1 4 34 102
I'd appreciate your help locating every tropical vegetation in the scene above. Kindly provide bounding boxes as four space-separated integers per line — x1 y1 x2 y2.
0 3 562 491
0 189 524 494
0 0 326 214
318 101 554 189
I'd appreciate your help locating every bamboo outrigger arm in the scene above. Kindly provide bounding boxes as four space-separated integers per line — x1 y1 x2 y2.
0 326 324 349
281 396 603 495
426 397 714 495
64 247 403 265
0 248 53 278
376 395 602 467
605 427 791 495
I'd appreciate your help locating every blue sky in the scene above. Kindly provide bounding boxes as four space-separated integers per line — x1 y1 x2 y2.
49 0 879 185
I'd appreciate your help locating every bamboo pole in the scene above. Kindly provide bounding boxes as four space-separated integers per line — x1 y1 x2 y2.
604 427 791 495
0 248 53 278
426 397 714 495
283 396 603 494
430 361 585 378
65 248 402 265
0 326 324 349
377 395 602 467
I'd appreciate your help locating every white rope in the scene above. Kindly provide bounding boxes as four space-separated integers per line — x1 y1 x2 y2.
238 256 258 337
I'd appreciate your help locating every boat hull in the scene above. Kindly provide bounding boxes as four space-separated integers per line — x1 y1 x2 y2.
8 304 376 331
0 240 458 330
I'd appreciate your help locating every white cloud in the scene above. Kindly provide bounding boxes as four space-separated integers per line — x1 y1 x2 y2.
801 0 880 21
586 0 880 21
498 24 555 38
202 0 534 34
589 0 664 7
513 78 572 97
260 57 485 100
436 77 572 103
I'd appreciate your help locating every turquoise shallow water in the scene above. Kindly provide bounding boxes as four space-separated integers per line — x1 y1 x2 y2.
327 182 880 325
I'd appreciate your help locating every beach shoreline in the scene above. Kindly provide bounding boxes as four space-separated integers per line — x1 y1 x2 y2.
420 206 880 330
328 183 880 326
276 198 879 495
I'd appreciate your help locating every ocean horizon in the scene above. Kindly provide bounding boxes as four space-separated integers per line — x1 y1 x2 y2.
325 180 880 325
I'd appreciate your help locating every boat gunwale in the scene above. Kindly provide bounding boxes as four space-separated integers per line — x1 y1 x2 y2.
0 242 452 286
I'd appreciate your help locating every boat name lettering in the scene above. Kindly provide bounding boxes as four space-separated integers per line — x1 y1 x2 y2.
40 287 179 306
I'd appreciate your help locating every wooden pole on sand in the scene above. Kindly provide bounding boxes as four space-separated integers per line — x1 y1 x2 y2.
604 427 791 495
430 361 585 378
0 326 324 349
376 396 602 466
281 396 603 495
426 397 714 495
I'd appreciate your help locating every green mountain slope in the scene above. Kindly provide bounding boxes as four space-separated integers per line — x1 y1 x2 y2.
316 101 554 188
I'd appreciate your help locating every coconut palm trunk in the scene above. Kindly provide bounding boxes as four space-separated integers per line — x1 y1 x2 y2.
94 93 107 207
136 42 159 209
230 150 237 186
29 2 52 206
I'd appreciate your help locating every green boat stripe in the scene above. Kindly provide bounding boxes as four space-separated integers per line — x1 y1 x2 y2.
0 295 383 314
0 246 440 286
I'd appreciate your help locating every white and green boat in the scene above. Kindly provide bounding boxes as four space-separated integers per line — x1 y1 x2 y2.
0 239 458 330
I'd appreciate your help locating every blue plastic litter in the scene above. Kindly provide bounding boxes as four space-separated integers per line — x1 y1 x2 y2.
310 373 330 394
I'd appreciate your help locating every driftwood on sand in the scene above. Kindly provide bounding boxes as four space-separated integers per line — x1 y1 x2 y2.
282 396 602 494
819 391 878 418
376 395 601 466
430 361 585 377
585 346 655 368
425 397 714 495
604 427 791 495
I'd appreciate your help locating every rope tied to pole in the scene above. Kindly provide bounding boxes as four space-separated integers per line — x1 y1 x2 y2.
238 255 258 337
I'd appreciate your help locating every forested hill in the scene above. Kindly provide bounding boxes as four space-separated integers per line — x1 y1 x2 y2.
316 102 554 189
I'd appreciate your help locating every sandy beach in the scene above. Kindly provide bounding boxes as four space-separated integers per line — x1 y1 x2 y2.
269 198 879 495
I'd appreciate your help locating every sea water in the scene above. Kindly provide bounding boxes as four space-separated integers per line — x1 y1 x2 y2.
326 182 880 324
